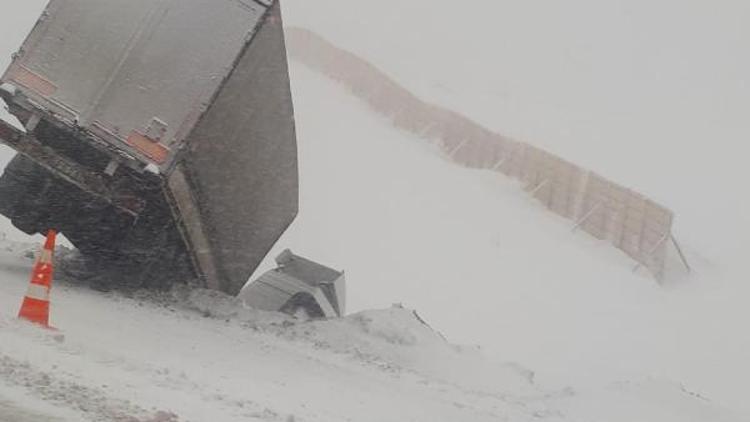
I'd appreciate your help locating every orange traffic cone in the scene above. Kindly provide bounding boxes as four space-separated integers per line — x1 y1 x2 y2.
18 230 56 327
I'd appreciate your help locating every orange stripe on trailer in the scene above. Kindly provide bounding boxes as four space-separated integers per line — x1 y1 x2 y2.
8 65 58 97
126 131 170 164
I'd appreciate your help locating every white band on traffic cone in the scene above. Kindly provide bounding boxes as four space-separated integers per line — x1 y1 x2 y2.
25 283 50 302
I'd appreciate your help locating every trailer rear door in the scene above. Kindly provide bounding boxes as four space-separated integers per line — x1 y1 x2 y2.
4 0 266 167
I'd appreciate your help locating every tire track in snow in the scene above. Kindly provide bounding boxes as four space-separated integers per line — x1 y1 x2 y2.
0 354 177 422
0 399 66 422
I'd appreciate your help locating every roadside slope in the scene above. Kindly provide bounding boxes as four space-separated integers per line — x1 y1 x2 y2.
0 239 745 422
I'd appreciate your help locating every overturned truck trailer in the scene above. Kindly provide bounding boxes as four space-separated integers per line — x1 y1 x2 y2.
0 0 298 294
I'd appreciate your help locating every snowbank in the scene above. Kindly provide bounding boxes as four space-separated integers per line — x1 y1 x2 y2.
1 236 745 421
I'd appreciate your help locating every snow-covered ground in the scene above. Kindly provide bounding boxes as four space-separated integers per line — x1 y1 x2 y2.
0 241 745 421
275 0 750 414
1 0 749 419
263 61 750 417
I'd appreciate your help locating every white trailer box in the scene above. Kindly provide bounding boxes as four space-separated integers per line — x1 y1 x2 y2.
0 0 298 294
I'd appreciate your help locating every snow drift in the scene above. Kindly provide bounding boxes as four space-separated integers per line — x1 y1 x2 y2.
1 237 745 421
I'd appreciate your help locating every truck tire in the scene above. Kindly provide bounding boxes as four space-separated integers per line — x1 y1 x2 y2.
0 154 53 234
0 154 193 290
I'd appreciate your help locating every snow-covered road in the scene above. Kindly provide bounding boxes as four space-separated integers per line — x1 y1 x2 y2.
2 239 746 422
0 237 555 422
0 379 79 422
0 242 556 422
0 401 65 422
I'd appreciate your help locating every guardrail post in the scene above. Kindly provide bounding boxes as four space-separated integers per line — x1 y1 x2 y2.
572 203 601 233
632 232 669 276
448 138 470 158
671 234 692 273
529 179 549 196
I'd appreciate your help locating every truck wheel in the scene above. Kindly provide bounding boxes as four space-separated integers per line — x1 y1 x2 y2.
0 154 52 234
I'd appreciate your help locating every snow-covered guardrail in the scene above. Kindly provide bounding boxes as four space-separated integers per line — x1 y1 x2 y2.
285 27 687 280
